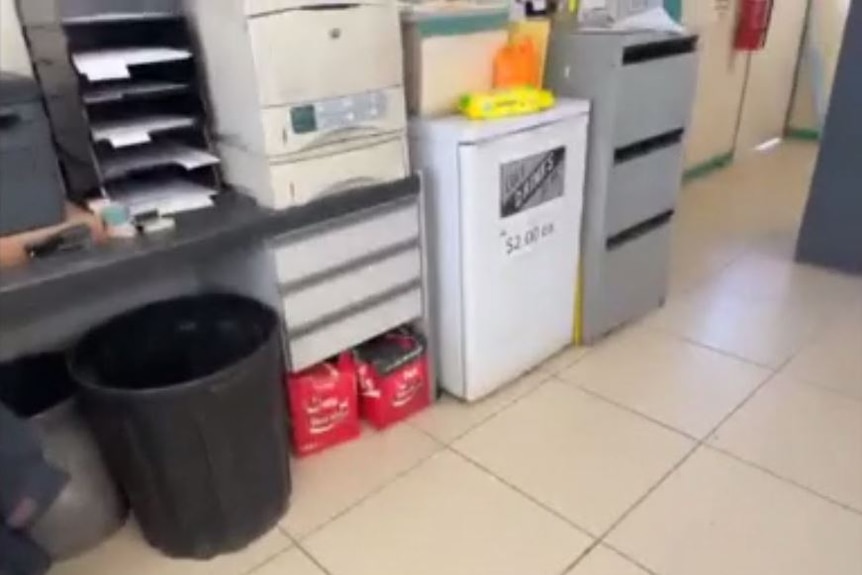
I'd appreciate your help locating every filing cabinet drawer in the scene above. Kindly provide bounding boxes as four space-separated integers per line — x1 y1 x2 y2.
601 216 672 334
286 286 423 371
259 86 407 157
272 199 420 284
614 39 697 148
269 135 408 209
0 146 65 235
248 4 402 107
0 103 52 152
606 136 684 237
281 246 422 329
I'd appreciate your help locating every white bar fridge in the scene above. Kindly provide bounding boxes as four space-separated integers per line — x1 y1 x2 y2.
410 100 590 401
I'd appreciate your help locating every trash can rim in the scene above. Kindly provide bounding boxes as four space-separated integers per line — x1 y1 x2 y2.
67 294 280 398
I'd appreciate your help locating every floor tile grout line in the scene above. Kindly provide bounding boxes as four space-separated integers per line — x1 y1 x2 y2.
409 351 593 448
447 445 600 539
778 373 862 404
293 444 445 543
263 352 595 571
642 320 779 370
556 439 703 575
668 242 751 300
675 333 778 369
704 363 790 441
441 373 558 445
559 541 663 575
240 538 297 575
562 383 702 443
407 371 556 447
293 540 336 575
560 367 789 574
702 443 862 517
287 353 593 551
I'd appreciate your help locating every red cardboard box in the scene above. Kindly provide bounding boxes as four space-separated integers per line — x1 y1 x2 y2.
287 353 361 457
355 329 430 429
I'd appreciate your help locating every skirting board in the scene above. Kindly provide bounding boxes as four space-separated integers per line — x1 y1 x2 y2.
683 151 734 182
785 127 821 141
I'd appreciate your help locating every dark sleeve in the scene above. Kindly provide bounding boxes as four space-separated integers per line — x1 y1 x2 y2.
0 405 67 527
0 525 52 575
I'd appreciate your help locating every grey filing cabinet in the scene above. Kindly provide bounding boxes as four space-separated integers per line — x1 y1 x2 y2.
545 26 698 343
0 73 66 235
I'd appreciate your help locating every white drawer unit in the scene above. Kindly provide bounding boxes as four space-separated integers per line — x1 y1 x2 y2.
280 247 421 328
267 190 427 371
287 287 423 371
272 197 420 283
185 0 409 209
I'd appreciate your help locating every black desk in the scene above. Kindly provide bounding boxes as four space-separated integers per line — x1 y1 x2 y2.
0 176 421 358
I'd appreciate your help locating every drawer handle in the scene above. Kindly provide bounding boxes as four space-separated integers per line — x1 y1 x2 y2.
623 37 698 65
606 210 674 251
279 237 420 295
289 279 422 338
270 185 419 246
0 111 22 131
300 3 358 10
614 129 684 164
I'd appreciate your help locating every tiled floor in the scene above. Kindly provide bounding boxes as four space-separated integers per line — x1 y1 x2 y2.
51 142 862 575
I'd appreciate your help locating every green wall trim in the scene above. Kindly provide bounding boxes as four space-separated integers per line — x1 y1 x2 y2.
683 152 734 181
785 127 821 141
414 12 508 38
664 0 683 21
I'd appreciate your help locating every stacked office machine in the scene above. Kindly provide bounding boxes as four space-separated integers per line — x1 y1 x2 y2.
19 2 221 214
187 0 426 375
546 26 698 343
186 0 409 210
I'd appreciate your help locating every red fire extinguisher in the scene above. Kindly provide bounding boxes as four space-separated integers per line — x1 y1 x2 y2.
735 0 775 51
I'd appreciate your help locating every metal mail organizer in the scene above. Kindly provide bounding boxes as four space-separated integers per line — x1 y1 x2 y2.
545 26 698 343
19 3 222 208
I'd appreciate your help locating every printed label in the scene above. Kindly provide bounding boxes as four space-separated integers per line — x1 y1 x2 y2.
500 147 566 219
501 221 556 258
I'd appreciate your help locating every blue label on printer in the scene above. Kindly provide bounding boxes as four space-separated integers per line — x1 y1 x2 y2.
290 106 318 134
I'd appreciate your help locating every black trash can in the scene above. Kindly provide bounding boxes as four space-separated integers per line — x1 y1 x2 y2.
0 354 127 559
68 294 291 559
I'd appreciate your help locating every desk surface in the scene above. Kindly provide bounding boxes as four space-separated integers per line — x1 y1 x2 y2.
0 175 421 317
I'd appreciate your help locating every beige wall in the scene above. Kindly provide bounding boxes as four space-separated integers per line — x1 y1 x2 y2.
788 0 850 131
681 0 747 168
0 0 32 76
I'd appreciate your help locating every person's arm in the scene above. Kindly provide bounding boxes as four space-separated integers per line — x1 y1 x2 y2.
0 405 67 529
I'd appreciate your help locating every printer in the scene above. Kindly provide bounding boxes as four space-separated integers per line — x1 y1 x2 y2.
186 0 409 210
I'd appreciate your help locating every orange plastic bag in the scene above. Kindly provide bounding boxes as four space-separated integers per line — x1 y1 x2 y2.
493 38 540 89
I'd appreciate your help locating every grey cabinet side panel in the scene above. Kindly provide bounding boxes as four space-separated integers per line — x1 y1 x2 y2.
797 0 862 274
545 32 620 341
